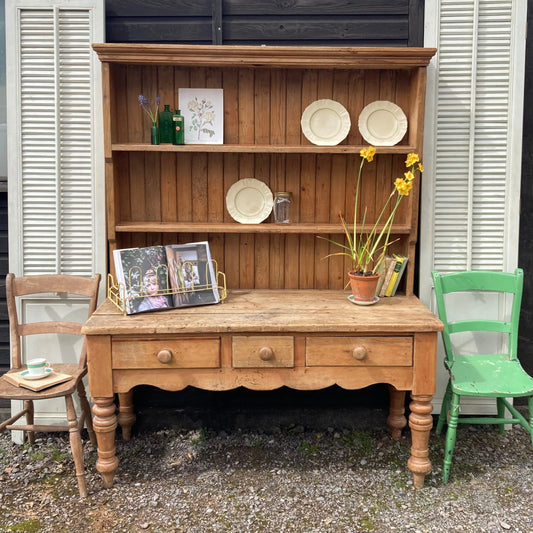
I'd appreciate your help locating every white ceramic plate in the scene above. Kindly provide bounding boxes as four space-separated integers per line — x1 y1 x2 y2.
300 99 351 146
19 368 54 380
358 101 407 146
226 178 274 224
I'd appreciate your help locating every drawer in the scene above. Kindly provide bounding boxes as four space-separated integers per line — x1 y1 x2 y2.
112 337 220 369
306 336 412 367
232 336 294 368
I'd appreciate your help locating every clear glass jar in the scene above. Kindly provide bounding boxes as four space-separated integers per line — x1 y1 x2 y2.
273 192 292 223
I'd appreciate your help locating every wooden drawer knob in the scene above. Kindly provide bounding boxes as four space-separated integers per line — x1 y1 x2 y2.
259 346 274 361
157 349 173 364
352 346 368 361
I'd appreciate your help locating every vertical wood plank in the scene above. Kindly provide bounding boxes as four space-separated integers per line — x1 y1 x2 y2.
176 153 193 222
299 69 318 288
238 68 256 288
315 154 331 288
254 67 272 288
159 66 177 226
224 155 240 288
329 155 347 288
286 69 302 145
285 155 300 288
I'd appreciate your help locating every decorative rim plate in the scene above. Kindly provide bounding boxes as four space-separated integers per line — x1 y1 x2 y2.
347 295 379 306
358 100 407 146
20 368 54 380
300 99 351 146
226 178 274 224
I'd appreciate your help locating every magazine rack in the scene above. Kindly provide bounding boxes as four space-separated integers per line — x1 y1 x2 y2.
107 261 227 315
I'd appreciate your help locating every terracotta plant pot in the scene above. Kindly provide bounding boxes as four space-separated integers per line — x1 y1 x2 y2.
348 271 380 302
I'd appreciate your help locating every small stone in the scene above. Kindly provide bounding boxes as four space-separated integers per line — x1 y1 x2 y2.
500 522 511 530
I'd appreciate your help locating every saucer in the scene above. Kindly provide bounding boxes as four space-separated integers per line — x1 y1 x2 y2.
347 295 379 306
20 368 54 380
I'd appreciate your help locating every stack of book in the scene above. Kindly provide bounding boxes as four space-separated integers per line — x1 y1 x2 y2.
376 254 408 298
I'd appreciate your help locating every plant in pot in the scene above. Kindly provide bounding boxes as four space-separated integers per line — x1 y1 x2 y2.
319 147 423 303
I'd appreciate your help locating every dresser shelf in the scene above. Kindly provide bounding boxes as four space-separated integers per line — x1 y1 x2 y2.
114 222 413 235
94 43 436 295
111 143 417 155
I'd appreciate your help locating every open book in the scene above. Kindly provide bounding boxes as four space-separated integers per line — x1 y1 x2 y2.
2 370 73 392
113 241 220 315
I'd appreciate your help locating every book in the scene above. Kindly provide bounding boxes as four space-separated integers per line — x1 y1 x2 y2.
389 254 408 296
2 371 73 392
384 257 403 297
113 245 173 315
113 241 220 315
165 242 220 308
373 257 388 297
379 256 397 298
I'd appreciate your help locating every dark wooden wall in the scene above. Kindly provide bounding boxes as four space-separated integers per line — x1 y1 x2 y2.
0 189 9 411
105 0 424 46
518 0 533 377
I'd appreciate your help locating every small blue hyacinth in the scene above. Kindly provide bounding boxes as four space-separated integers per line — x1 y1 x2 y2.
138 94 160 124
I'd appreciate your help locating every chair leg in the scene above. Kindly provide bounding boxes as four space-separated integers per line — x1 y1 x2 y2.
529 396 533 447
65 394 88 498
436 380 452 435
496 397 506 435
77 381 96 446
443 392 460 483
24 400 35 445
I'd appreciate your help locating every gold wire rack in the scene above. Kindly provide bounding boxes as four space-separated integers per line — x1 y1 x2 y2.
107 260 227 315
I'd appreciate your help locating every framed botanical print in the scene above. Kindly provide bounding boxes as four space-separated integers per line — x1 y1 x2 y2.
178 88 224 144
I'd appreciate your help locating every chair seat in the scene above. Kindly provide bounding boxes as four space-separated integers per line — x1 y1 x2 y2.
0 364 86 400
450 355 533 397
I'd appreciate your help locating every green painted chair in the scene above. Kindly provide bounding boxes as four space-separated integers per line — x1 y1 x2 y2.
432 268 533 482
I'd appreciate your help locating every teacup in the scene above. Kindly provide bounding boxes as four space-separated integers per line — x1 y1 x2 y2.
26 357 50 376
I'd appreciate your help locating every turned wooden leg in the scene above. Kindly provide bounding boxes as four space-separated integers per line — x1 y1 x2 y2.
92 396 118 489
387 386 407 440
65 394 87 497
407 394 434 489
77 381 97 446
117 391 136 441
24 400 35 445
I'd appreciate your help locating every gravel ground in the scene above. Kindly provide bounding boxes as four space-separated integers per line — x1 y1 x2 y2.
1 412 532 533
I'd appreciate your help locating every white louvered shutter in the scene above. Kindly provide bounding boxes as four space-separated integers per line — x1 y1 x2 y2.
8 2 104 276
421 0 526 413
6 0 104 433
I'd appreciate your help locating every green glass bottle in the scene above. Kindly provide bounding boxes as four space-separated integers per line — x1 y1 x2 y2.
172 110 185 145
159 104 174 143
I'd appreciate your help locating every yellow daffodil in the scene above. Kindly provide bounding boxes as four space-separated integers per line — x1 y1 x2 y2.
320 148 423 275
395 178 413 196
360 146 376 162
405 153 419 167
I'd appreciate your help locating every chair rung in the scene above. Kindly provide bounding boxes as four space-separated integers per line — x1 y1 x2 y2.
0 409 29 431
6 424 69 432
457 417 521 425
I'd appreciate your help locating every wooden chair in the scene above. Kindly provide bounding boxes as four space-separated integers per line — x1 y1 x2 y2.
432 268 533 482
0 273 101 497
